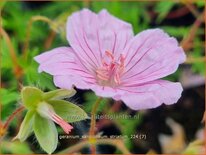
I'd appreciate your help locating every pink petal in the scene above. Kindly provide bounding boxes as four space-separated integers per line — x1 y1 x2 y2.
66 9 133 70
120 80 183 110
34 47 71 73
121 29 186 85
90 84 126 100
54 75 92 90
34 47 96 87
97 9 134 58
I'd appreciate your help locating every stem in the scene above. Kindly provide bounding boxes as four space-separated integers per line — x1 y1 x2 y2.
180 9 205 51
185 56 206 64
44 30 56 50
166 6 190 19
59 138 131 154
89 97 102 154
0 27 18 66
0 27 23 80
3 106 25 130
23 16 53 60
185 3 202 20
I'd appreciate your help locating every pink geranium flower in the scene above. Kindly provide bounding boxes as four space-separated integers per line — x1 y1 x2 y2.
34 9 186 110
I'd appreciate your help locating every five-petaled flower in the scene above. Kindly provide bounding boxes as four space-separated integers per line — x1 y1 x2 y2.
35 9 186 110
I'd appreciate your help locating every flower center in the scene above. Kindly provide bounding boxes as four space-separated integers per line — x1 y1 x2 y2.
96 51 125 86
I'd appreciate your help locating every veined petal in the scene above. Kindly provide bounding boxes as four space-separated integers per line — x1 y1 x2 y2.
66 8 133 70
120 80 183 110
34 47 96 89
53 75 93 90
34 9 185 111
97 9 134 58
122 29 186 85
90 84 125 100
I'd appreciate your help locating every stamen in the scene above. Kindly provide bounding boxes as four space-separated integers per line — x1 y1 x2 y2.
96 51 125 86
37 102 73 134
51 113 73 134
105 51 114 60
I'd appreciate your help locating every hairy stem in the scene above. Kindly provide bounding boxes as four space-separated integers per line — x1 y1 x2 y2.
44 30 56 50
89 97 102 154
3 106 25 130
0 27 23 80
0 27 18 66
23 16 53 60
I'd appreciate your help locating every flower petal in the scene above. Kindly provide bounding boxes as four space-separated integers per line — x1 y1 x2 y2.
120 80 183 110
34 47 93 77
97 9 134 58
34 47 96 88
90 84 125 100
66 8 133 70
122 29 186 85
53 75 92 90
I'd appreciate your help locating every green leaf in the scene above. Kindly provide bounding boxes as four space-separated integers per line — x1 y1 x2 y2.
0 0 6 9
1 140 33 154
33 113 58 154
1 38 18 69
195 0 205 7
160 26 190 38
155 1 175 23
43 88 76 101
48 100 88 123
0 88 19 105
191 39 205 75
83 92 107 113
21 87 43 110
14 110 35 142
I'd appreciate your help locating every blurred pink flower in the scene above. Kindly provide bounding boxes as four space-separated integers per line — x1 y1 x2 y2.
35 9 186 110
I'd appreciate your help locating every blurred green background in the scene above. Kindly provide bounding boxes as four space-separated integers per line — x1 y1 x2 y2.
0 1 205 154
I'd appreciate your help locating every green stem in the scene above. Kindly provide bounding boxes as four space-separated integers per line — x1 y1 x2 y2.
89 97 102 154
